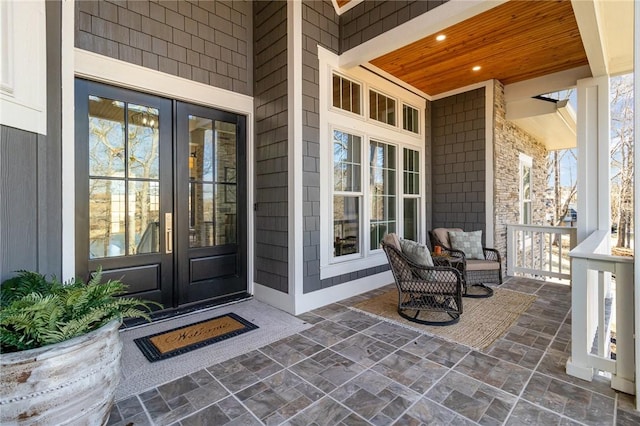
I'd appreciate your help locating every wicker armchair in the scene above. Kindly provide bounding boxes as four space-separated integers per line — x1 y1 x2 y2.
381 239 464 326
429 228 502 298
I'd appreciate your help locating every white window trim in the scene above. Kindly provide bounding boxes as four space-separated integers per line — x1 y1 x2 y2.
0 0 47 135
519 153 533 225
319 46 425 280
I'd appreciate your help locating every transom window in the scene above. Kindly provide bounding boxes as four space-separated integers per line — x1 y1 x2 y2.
403 104 420 134
332 74 361 115
369 90 396 126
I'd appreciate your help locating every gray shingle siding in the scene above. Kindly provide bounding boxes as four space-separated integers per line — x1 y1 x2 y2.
431 88 486 240
340 0 448 52
75 0 252 95
301 0 337 294
302 1 390 292
254 1 289 292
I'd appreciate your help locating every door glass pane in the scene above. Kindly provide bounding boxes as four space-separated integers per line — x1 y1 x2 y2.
128 104 160 179
89 179 126 258
128 181 160 254
89 96 125 177
215 120 237 245
88 95 162 259
188 116 237 247
190 182 215 247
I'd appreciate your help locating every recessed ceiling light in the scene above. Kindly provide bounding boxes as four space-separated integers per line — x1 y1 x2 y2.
436 34 446 41
472 65 481 71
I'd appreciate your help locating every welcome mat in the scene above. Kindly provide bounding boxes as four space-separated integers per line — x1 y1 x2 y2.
134 312 258 362
350 288 536 350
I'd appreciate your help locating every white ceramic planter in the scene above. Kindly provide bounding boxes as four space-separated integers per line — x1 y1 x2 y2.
0 320 123 425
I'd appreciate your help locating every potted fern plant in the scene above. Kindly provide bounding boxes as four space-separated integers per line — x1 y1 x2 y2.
0 269 158 425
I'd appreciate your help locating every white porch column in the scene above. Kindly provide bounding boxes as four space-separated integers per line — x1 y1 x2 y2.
576 76 611 240
634 0 640 408
566 75 611 381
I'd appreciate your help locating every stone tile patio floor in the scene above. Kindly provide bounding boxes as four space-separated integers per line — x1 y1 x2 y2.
108 277 640 425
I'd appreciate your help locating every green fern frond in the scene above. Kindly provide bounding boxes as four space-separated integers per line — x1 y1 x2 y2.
1 269 160 353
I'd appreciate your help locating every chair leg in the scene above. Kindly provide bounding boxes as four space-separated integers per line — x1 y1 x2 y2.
397 308 461 326
464 283 494 298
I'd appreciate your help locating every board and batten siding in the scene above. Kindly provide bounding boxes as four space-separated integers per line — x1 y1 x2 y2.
431 87 487 239
0 1 63 281
75 0 252 95
253 1 289 292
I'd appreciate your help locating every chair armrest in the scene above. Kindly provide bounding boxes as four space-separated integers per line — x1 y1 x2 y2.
441 247 466 259
482 247 501 262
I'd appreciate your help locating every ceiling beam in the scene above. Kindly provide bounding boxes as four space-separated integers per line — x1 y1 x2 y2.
571 0 608 77
339 0 508 69
504 65 592 103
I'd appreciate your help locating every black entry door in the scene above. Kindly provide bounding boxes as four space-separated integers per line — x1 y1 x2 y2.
75 80 173 306
175 103 247 305
75 80 247 308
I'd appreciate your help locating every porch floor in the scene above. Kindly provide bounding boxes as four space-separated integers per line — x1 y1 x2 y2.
108 277 639 425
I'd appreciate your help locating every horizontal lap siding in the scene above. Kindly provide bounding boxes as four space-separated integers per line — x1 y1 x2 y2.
254 1 289 292
75 0 252 95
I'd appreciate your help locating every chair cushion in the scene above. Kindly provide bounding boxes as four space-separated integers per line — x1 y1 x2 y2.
466 259 500 271
432 227 462 247
399 239 434 267
448 230 485 260
381 233 401 252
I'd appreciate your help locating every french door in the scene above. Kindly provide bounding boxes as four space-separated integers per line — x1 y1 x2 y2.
75 80 246 308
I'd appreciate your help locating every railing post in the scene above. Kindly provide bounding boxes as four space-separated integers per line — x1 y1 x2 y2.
611 261 635 394
507 225 514 276
566 257 595 381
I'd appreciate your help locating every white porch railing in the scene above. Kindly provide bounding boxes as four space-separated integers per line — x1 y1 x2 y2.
566 230 635 395
507 224 578 280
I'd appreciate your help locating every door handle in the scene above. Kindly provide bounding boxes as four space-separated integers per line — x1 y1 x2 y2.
165 213 173 254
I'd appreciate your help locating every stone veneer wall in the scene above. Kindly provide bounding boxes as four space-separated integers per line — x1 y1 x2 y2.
492 80 547 262
75 0 251 95
254 1 289 292
431 88 487 239
340 0 447 52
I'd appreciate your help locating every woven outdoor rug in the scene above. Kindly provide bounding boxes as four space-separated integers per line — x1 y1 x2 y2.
350 287 536 349
134 312 258 362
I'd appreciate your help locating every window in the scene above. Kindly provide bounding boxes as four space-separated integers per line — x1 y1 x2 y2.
369 90 396 125
520 154 532 224
403 104 419 133
332 74 361 114
333 130 362 257
369 141 397 250
320 49 425 276
403 148 420 241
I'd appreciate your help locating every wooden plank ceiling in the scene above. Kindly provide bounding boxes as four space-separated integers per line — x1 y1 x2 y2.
370 0 588 96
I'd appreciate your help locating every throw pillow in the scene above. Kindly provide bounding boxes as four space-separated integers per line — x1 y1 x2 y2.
399 238 434 268
448 230 485 260
381 233 401 252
